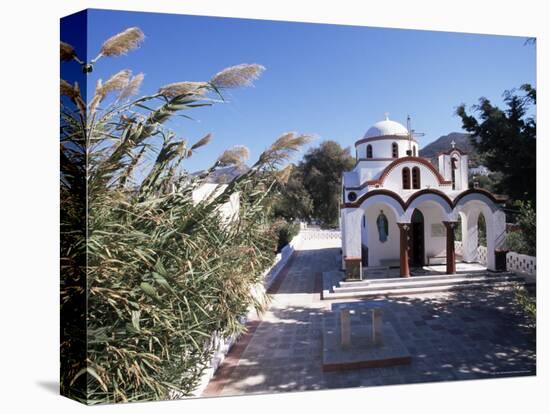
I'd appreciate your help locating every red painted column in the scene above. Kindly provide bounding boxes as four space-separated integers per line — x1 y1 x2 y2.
443 221 457 274
397 223 410 278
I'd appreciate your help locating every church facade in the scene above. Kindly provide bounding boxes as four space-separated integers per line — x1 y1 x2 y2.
340 115 507 280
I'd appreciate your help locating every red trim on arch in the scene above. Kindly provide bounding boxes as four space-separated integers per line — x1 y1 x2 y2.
341 188 506 210
405 189 453 209
437 148 469 156
453 188 508 205
346 156 450 191
341 189 406 209
375 157 451 186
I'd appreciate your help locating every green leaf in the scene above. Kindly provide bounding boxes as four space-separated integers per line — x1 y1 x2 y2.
139 282 162 305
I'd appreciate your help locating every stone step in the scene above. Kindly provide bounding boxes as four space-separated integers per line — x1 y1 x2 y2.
324 278 532 300
339 271 513 288
333 274 525 294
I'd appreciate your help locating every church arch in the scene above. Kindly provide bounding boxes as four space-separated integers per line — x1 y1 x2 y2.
403 191 453 222
358 193 406 221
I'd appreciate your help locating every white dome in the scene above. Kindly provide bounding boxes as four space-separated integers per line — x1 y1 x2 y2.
363 116 408 139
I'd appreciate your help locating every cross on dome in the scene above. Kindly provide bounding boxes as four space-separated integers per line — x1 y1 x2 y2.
451 139 456 149
384 112 390 120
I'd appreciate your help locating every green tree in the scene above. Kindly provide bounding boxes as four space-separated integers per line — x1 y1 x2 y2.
456 84 536 204
506 200 536 255
271 164 314 222
300 141 355 227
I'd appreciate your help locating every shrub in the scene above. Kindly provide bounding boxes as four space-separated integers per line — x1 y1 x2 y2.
515 285 536 329
505 201 536 256
273 220 300 252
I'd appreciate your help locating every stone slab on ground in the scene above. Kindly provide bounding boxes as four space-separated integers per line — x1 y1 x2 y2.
322 306 411 372
322 270 343 299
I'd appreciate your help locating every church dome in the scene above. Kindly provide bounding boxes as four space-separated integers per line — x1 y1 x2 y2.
363 115 408 139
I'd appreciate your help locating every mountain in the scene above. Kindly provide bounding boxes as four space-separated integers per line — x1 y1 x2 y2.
191 164 250 184
419 132 481 166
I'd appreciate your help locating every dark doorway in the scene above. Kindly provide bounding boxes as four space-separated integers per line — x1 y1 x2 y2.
409 209 425 267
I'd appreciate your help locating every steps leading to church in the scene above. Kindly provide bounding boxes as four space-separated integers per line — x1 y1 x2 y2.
322 271 533 300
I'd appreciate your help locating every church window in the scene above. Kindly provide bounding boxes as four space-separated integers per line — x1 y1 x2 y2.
412 166 421 189
402 167 411 189
392 142 398 158
451 156 458 190
347 192 357 202
413 146 417 156
366 144 373 158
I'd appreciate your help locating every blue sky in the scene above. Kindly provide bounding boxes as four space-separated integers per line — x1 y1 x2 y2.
81 9 536 172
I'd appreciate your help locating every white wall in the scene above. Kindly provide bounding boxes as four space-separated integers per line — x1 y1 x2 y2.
192 183 240 224
419 205 447 262
365 202 400 266
341 207 363 260
357 160 392 182
383 161 445 192
437 151 469 191
356 139 418 159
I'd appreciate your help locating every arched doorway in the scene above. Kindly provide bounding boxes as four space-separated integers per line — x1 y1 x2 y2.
409 209 425 267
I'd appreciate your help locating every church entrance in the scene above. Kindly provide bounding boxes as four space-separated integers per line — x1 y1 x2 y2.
409 209 425 267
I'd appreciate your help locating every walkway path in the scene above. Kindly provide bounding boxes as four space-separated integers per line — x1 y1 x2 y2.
203 235 536 397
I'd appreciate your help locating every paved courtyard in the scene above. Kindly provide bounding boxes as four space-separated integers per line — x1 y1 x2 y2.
203 237 536 397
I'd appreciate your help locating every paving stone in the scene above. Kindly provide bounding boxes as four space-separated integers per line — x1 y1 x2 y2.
207 236 536 398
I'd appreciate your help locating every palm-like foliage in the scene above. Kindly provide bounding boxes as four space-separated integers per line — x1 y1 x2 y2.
60 28 309 404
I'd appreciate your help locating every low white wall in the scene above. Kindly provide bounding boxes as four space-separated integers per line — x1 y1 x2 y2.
478 245 487 265
454 241 536 276
299 229 341 240
506 251 536 276
192 229 305 397
454 240 463 256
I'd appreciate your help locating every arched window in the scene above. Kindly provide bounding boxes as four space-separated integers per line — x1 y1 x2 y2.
392 142 398 158
402 167 411 189
412 166 421 189
366 144 373 159
413 146 417 156
451 156 458 190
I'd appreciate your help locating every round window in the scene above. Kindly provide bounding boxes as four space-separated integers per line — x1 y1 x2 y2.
348 192 357 202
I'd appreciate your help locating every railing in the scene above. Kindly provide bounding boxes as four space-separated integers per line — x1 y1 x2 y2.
506 251 536 275
478 245 487 265
454 241 535 276
298 228 341 240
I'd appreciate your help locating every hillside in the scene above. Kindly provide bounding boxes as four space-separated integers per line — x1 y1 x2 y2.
419 132 481 166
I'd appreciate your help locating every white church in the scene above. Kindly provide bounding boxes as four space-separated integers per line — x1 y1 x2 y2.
340 115 507 280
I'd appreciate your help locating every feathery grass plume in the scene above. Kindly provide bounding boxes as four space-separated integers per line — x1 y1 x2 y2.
118 73 144 101
190 133 212 151
100 27 145 57
60 79 86 117
209 64 265 89
259 132 313 165
60 79 78 99
60 41 76 61
89 70 131 114
158 81 209 98
218 145 250 166
101 69 132 94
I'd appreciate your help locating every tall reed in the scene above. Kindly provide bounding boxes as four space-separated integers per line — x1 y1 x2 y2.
60 28 308 403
